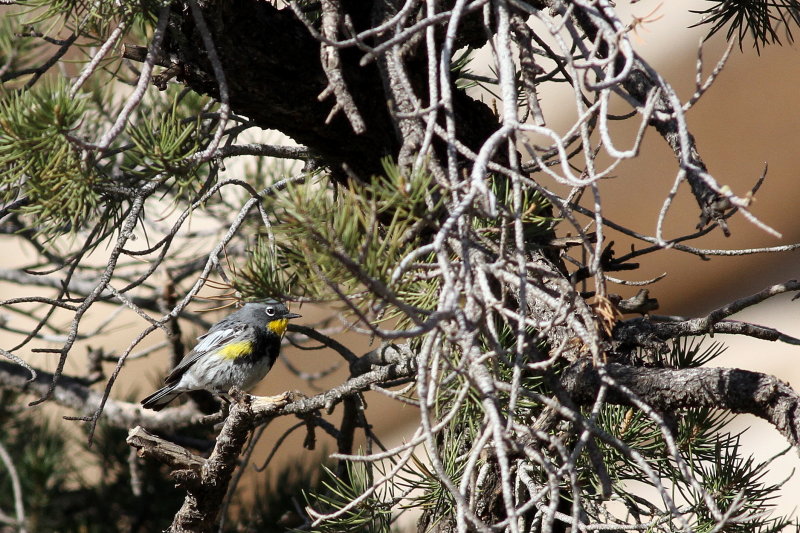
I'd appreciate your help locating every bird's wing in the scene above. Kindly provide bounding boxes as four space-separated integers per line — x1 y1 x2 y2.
163 324 247 384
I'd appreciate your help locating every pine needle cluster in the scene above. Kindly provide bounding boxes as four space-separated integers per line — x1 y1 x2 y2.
582 339 796 531
235 160 439 304
692 0 800 51
0 81 100 239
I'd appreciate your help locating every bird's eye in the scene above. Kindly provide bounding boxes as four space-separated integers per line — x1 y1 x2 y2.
266 307 275 317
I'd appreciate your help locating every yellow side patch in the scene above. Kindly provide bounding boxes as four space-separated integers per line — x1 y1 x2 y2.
217 341 254 360
267 318 289 337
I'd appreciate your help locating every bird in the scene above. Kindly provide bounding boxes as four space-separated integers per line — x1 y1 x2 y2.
141 300 301 411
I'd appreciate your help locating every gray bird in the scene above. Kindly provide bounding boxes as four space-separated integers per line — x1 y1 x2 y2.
141 301 301 411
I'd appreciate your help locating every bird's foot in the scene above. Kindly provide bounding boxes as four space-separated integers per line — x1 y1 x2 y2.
226 386 247 403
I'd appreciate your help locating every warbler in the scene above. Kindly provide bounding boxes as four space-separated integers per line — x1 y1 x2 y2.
141 301 301 411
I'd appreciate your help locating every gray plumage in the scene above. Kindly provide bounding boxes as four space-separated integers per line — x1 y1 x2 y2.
141 301 300 411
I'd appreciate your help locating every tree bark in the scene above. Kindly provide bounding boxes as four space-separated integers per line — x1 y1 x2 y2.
162 0 499 180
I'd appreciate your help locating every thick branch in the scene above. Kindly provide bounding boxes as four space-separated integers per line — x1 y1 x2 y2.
127 426 205 473
562 360 800 448
168 397 254 532
0 361 208 432
161 0 394 177
160 1 498 179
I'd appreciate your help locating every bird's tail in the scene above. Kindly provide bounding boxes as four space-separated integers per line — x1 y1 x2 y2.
141 385 183 411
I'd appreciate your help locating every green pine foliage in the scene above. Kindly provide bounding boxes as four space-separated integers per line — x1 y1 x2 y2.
0 7 223 245
18 0 158 35
296 408 485 531
678 438 793 532
301 461 394 533
124 90 207 196
394 423 475 522
0 17 44 80
582 339 795 531
0 80 101 239
452 48 478 90
235 159 440 303
234 163 553 337
667 337 728 368
298 439 476 533
482 177 554 243
0 78 214 243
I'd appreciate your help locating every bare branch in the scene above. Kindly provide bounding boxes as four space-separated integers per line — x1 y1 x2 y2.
0 361 211 433
127 426 205 473
0 441 26 533
562 360 800 448
617 280 800 345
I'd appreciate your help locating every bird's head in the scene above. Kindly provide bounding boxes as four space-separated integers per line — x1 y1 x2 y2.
242 300 301 337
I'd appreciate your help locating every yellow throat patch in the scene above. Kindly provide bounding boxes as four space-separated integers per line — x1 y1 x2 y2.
267 318 289 337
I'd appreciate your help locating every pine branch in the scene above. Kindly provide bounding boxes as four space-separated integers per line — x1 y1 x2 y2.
616 280 800 346
562 360 800 448
156 0 499 180
561 1 733 231
0 361 211 433
129 344 416 532
127 427 205 473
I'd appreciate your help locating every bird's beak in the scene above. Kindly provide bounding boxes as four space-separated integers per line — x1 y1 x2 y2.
285 312 302 319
